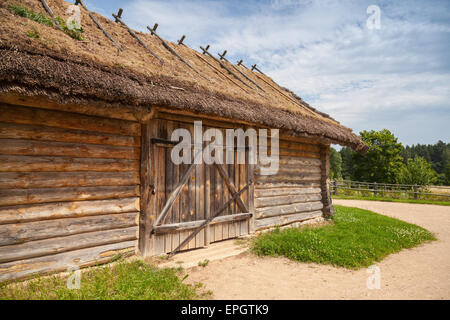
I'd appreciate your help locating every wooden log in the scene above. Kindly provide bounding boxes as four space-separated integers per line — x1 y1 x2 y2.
138 120 153 257
39 0 64 31
255 210 322 230
0 139 140 160
0 155 139 173
0 241 136 282
255 194 322 208
255 187 322 197
0 122 140 147
0 226 138 264
0 186 139 207
0 172 139 189
274 156 322 167
256 174 322 183
255 166 321 175
112 9 163 63
278 149 320 159
152 213 252 234
255 182 321 189
0 94 140 122
0 212 139 246
0 104 140 136
75 0 123 50
255 201 323 219
320 145 334 217
0 197 140 225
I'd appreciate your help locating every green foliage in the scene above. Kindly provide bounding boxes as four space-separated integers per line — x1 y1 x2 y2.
8 4 54 27
397 156 438 185
403 141 450 185
352 129 405 184
330 147 342 180
339 147 355 180
55 17 85 41
0 260 210 300
8 4 84 41
26 27 40 39
252 205 435 269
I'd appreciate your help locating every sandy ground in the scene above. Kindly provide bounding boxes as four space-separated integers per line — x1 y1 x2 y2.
186 200 450 299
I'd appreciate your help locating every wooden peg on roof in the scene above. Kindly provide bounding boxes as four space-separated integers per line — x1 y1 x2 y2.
251 64 267 76
237 60 243 66
218 50 228 60
177 35 186 45
201 45 210 54
114 8 123 22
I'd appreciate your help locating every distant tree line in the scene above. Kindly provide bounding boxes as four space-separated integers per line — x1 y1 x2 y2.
330 129 450 186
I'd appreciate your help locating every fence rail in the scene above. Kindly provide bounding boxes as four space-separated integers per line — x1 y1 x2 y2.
331 179 450 200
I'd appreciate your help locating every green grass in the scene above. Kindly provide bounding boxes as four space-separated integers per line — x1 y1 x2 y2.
0 259 210 300
8 4 54 27
252 205 436 269
333 195 450 206
8 4 84 41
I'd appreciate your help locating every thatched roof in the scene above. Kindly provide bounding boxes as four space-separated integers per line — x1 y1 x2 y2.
0 0 367 152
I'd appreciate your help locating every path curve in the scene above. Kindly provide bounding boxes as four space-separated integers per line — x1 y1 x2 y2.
187 200 450 299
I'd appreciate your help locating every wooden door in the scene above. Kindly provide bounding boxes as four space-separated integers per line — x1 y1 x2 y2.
148 120 253 255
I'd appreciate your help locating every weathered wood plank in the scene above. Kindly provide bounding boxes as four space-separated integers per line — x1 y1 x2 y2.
255 210 322 230
255 194 322 208
0 186 139 207
256 182 321 189
0 122 140 147
255 187 322 197
255 201 323 219
255 166 321 175
0 172 139 189
0 139 140 160
256 174 322 183
0 241 136 282
0 212 138 246
0 227 138 264
153 213 252 234
320 145 334 217
0 104 140 136
0 197 140 225
0 155 139 173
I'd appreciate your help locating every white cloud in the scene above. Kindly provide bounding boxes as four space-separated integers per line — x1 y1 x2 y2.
121 0 450 145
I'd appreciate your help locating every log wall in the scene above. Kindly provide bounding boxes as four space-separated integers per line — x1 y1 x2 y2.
254 137 325 230
0 103 140 282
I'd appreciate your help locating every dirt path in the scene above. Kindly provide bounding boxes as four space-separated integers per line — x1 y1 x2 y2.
186 200 450 299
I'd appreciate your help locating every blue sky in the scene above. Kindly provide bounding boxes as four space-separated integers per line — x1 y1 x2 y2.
77 0 449 147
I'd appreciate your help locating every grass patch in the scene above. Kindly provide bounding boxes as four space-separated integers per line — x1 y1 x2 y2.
333 195 450 206
0 259 210 300
252 205 436 269
8 4 84 41
26 27 40 39
8 4 54 27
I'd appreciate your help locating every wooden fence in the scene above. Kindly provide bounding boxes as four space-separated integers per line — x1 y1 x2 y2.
331 179 450 201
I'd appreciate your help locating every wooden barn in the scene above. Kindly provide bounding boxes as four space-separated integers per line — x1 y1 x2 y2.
0 0 367 282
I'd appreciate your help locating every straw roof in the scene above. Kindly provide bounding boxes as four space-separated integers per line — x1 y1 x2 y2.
0 0 367 152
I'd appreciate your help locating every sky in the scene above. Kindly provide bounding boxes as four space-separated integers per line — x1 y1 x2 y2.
78 0 449 147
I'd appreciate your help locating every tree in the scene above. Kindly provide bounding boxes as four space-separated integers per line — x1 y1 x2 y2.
398 157 438 185
330 147 342 180
339 147 355 180
352 129 404 183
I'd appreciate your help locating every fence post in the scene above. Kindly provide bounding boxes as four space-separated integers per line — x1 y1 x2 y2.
414 184 418 200
374 182 378 197
333 179 338 195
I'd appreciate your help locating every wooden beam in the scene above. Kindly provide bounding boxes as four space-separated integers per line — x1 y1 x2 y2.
320 145 334 217
39 0 64 31
112 9 163 64
214 163 248 213
76 0 122 50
